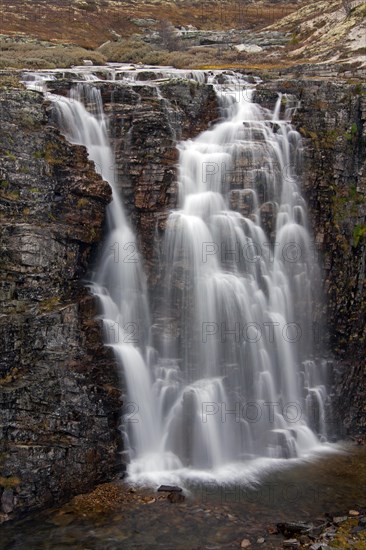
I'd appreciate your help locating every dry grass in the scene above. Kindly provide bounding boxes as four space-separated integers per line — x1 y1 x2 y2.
0 0 302 70
0 0 299 49
99 38 286 70
0 39 106 69
0 73 23 87
0 34 308 71
1 1 362 70
101 39 230 69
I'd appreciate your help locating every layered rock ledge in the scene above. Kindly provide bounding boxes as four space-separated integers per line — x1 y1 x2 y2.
0 81 122 522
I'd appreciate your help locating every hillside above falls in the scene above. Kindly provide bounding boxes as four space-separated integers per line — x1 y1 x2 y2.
0 0 365 76
266 0 366 66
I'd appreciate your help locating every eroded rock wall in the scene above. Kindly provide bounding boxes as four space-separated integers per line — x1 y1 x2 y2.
0 84 122 521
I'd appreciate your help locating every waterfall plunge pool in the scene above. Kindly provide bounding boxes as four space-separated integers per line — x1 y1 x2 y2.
2 443 366 549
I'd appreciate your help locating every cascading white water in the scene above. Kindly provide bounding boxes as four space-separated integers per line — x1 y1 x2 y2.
35 70 330 486
48 83 162 462
149 77 328 478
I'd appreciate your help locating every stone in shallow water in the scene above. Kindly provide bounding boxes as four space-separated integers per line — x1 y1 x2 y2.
157 485 183 493
240 539 251 548
283 540 300 549
277 522 312 536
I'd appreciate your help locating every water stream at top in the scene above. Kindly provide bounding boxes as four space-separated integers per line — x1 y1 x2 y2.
25 67 332 487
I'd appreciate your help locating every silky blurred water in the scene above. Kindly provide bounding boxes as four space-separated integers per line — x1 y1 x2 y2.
38 68 332 484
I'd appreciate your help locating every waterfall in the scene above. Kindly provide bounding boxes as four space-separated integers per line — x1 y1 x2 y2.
49 84 159 461
40 71 329 486
150 76 328 478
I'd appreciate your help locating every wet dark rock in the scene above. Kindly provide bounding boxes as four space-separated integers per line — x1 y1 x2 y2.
0 84 121 521
1 489 14 514
259 201 278 239
157 485 183 493
167 491 186 503
277 521 312 536
59 79 219 284
269 121 281 133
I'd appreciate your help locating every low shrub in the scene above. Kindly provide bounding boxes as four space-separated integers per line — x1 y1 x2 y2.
99 37 243 69
0 40 107 69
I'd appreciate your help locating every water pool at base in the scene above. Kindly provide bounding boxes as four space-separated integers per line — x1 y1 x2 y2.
2 444 366 550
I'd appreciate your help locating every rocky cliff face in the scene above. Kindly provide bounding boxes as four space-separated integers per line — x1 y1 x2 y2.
0 81 122 522
296 80 366 437
0 75 218 521
255 78 366 435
